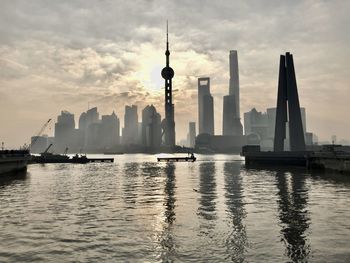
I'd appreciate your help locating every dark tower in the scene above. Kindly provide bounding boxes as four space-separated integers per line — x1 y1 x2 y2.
274 52 305 152
161 22 176 148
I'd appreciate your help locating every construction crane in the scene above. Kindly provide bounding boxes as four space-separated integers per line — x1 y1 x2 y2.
28 118 52 151
63 147 69 155
42 143 53 154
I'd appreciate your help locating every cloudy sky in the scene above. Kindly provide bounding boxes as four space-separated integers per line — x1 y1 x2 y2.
0 0 349 147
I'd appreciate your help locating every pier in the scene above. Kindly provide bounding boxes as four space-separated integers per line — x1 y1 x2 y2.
241 145 350 173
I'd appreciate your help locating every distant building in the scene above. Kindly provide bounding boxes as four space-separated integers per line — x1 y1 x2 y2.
223 95 243 136
196 133 247 153
222 50 243 136
124 105 138 145
30 135 48 153
79 107 100 149
244 106 314 150
100 112 120 149
229 50 240 118
54 110 75 152
86 107 99 126
244 108 268 138
85 122 101 150
202 94 214 135
198 77 214 135
142 105 161 150
188 122 196 148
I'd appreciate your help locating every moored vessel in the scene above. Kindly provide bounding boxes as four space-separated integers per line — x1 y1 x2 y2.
0 150 31 175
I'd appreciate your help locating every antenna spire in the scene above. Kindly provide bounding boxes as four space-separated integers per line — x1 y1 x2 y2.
166 20 169 51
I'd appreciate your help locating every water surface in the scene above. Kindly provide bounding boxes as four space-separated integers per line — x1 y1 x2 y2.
0 154 349 262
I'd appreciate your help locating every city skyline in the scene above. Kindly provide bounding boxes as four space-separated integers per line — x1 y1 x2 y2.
1 1 349 147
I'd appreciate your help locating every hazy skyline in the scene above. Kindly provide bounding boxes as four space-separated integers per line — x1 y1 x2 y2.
0 0 349 147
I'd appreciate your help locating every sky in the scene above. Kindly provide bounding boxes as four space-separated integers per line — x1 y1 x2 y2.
0 0 349 147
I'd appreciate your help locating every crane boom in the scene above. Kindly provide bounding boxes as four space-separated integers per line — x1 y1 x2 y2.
43 143 53 154
29 118 52 150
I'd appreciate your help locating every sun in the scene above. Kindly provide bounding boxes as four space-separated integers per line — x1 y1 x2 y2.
132 45 165 92
136 61 164 91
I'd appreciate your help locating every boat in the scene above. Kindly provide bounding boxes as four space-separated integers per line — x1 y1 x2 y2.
0 150 31 175
31 152 70 163
157 153 196 162
31 153 114 164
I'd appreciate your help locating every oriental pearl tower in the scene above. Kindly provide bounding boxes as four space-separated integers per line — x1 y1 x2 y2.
161 22 176 148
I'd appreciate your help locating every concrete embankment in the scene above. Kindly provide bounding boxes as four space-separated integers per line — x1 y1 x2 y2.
308 154 350 174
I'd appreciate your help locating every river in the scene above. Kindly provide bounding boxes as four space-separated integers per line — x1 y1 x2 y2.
0 154 349 262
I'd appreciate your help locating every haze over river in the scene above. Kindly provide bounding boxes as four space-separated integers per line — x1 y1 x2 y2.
0 154 349 262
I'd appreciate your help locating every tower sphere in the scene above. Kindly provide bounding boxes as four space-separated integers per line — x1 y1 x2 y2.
161 66 174 79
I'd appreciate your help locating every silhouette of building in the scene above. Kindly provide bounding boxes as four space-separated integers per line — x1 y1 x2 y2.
85 122 101 150
30 135 48 153
100 112 120 149
123 105 138 145
244 106 311 150
223 50 243 136
198 77 214 135
196 133 247 153
274 52 305 151
229 50 240 118
223 95 243 136
188 122 196 148
83 107 99 130
54 110 75 152
79 107 99 150
244 108 269 138
161 22 176 148
142 105 162 150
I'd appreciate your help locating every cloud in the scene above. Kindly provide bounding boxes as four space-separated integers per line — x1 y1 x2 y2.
0 0 349 146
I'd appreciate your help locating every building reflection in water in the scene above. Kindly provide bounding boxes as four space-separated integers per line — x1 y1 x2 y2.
198 162 217 235
224 162 247 262
275 171 311 262
158 163 177 261
122 162 140 207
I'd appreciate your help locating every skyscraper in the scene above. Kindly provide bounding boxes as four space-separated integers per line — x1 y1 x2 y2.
198 77 214 135
161 22 176 148
188 122 196 148
142 105 162 150
222 50 243 136
123 105 138 145
100 112 120 148
79 107 100 150
54 110 75 152
229 50 240 118
223 95 243 136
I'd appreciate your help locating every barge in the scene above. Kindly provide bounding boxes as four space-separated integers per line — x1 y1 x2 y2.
157 153 196 162
0 150 30 175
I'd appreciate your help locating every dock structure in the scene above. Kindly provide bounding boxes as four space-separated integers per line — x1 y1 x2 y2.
157 156 196 162
307 151 350 173
157 153 196 162
30 155 114 164
240 53 350 174
242 53 310 169
242 145 350 173
242 146 307 167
